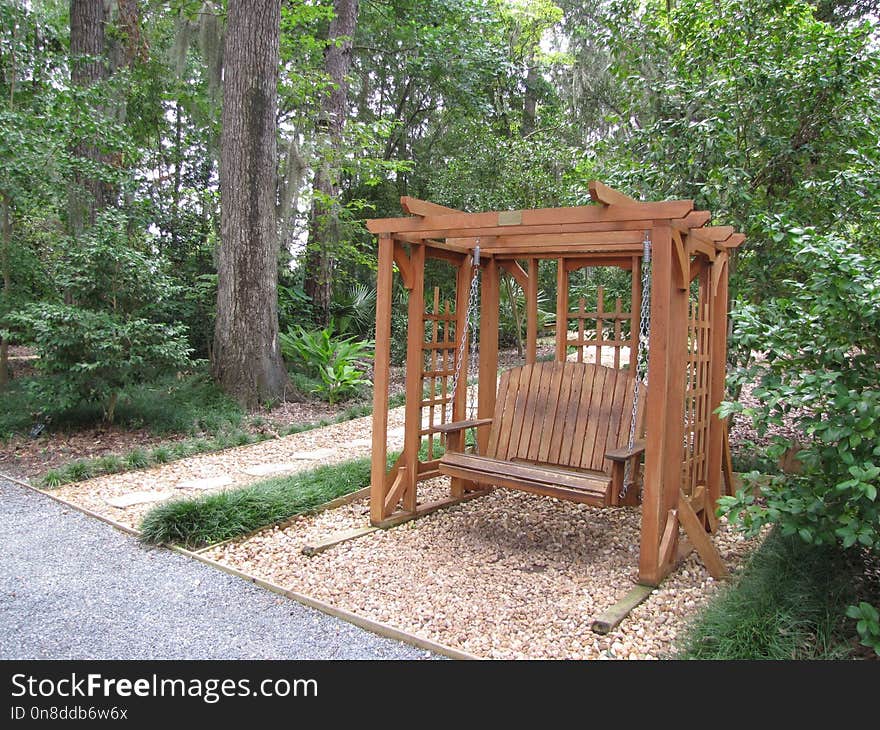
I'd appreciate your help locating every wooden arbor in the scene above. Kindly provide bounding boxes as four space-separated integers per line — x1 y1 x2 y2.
366 182 744 586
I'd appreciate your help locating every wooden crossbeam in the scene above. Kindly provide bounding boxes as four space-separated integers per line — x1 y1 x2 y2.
490 230 645 248
672 211 713 235
697 225 735 242
485 243 644 256
564 256 634 271
400 196 461 216
367 200 695 235
428 219 683 241
718 233 746 249
394 232 472 253
425 246 467 264
588 180 638 206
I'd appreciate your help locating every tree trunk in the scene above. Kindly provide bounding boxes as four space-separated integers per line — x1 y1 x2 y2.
0 192 11 388
522 60 538 137
68 0 109 238
303 0 358 327
213 0 289 409
114 0 146 68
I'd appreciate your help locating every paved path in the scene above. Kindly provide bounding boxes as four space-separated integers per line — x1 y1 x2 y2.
0 478 433 660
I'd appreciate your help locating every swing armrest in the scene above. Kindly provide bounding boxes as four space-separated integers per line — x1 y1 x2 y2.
436 418 493 434
606 440 646 462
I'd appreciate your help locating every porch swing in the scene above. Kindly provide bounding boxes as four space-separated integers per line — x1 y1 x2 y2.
436 233 653 509
365 181 745 586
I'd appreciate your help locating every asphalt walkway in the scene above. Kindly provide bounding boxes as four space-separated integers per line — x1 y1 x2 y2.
0 478 432 660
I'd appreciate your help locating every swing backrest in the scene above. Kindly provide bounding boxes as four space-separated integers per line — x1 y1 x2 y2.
486 361 644 474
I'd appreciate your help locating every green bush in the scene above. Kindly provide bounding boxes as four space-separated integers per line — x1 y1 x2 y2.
718 225 880 654
9 212 192 423
330 283 377 338
279 326 373 404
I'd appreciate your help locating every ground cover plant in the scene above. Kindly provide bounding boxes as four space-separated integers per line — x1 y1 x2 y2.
140 456 375 549
676 528 876 659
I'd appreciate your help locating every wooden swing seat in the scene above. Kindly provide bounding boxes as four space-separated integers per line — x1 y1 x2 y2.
437 361 645 508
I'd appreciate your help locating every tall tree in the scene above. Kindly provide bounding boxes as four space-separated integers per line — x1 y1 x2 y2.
213 0 289 408
68 0 109 237
303 0 358 327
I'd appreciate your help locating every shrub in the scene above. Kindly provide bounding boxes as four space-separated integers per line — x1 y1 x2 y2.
10 212 192 423
279 325 372 404
330 283 377 338
718 225 880 654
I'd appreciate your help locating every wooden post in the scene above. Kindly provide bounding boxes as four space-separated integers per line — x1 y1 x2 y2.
371 234 395 525
706 251 730 507
526 258 538 364
478 255 499 455
639 222 689 586
555 257 568 361
402 242 426 512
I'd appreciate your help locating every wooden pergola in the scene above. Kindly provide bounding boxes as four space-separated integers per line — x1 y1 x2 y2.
366 181 744 586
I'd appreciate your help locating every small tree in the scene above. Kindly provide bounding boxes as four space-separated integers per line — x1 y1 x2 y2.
11 211 191 423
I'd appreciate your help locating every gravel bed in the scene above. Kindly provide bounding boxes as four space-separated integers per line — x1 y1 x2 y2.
0 477 435 659
204 480 765 660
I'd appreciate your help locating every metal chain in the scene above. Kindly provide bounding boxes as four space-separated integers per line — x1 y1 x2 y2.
448 244 480 424
622 231 652 498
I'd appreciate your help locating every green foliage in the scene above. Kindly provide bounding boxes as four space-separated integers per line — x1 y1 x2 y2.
567 0 880 301
140 456 376 548
677 529 858 659
97 455 125 474
277 283 314 334
0 367 243 440
42 469 62 488
124 448 150 470
10 212 192 422
317 359 371 406
426 124 576 211
846 602 880 656
498 275 553 349
718 226 880 554
330 283 377 338
279 326 373 404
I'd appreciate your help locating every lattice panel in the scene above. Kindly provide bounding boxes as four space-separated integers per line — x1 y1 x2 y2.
419 287 459 461
565 285 634 369
682 267 712 494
